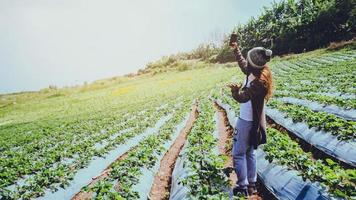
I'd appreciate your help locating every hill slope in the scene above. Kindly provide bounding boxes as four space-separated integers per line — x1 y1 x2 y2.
0 44 355 199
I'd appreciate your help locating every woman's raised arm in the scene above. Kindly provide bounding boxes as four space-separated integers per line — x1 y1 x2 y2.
232 44 248 75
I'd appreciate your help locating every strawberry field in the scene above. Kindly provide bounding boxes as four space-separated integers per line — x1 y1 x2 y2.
0 45 355 200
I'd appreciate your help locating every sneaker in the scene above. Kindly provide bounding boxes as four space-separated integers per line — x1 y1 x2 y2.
248 183 258 195
233 186 248 197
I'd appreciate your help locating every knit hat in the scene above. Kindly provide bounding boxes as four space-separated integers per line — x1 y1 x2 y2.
247 47 273 69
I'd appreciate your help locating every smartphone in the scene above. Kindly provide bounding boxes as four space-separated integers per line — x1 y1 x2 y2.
229 33 238 47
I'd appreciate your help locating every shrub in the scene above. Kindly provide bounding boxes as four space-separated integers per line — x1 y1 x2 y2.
216 0 356 60
177 63 189 71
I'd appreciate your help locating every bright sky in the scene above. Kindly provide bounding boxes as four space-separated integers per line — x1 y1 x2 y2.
0 0 276 94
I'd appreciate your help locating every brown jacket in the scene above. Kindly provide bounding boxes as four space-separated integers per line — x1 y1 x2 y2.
231 47 267 149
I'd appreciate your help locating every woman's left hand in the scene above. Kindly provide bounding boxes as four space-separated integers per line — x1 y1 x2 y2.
226 83 240 90
226 83 240 93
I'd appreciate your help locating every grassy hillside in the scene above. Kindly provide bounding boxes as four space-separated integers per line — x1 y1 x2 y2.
0 42 355 199
1 41 354 126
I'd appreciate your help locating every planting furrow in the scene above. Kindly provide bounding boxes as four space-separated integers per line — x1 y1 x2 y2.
280 61 303 71
276 90 355 100
169 98 230 199
303 57 325 66
273 91 356 109
39 113 172 200
1 102 179 199
0 106 152 189
1 105 144 160
274 62 298 73
268 100 356 141
271 63 288 75
276 97 356 121
265 106 356 168
275 60 354 87
148 102 198 200
333 53 356 60
71 150 131 200
260 128 356 199
214 110 236 189
310 57 334 65
215 103 233 156
267 116 354 172
72 99 192 199
299 58 324 67
255 148 331 200
322 55 354 62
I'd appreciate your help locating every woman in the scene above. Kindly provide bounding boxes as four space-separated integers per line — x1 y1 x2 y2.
227 42 273 197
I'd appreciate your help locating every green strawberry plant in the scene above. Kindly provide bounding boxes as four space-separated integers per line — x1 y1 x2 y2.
263 128 356 199
268 100 356 141
179 98 230 199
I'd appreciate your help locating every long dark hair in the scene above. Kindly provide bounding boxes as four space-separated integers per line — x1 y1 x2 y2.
249 65 273 100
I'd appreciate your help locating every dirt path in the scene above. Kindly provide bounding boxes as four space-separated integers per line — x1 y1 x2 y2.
214 102 262 200
71 150 132 200
148 102 199 200
215 103 237 185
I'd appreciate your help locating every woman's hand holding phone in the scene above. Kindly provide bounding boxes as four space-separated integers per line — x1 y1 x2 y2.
226 83 240 90
230 42 238 50
229 33 239 50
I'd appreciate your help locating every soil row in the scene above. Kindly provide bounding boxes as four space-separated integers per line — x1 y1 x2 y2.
71 103 199 200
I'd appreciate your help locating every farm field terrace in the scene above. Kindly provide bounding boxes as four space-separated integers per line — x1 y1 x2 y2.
0 66 233 199
0 45 355 199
